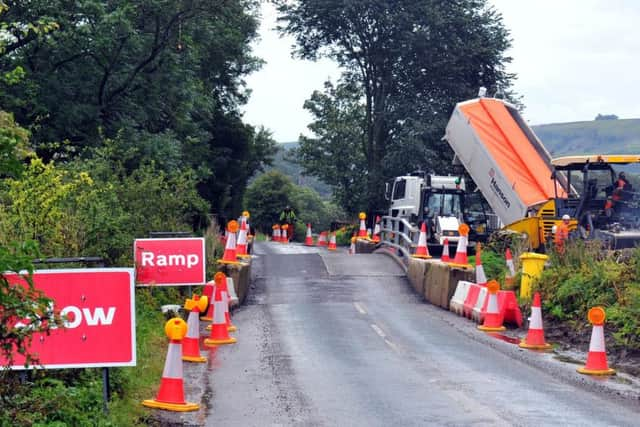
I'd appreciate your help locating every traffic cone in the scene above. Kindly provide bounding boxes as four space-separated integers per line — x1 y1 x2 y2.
358 212 367 238
201 280 214 320
226 276 239 306
204 284 237 346
327 232 337 251
242 210 252 237
449 224 471 269
318 231 328 246
412 222 431 259
219 220 241 264
236 219 250 258
182 294 208 362
272 224 280 242
372 216 381 242
505 248 516 287
519 292 552 350
305 223 314 246
205 272 237 332
475 242 487 286
441 238 450 262
281 224 288 243
142 318 199 411
477 280 506 332
577 307 616 375
349 235 356 254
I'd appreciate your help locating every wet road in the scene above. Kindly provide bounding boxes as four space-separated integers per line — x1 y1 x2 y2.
205 242 639 426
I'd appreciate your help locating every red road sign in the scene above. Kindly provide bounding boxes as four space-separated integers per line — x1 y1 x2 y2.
134 238 206 286
2 269 136 370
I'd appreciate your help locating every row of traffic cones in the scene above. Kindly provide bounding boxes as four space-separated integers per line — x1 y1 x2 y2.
220 217 252 264
143 272 240 412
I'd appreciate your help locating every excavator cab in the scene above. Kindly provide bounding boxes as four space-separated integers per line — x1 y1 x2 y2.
551 155 640 248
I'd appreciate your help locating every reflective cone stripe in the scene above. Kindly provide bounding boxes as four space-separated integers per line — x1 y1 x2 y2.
505 248 516 277
318 232 328 246
441 238 450 262
182 296 207 362
236 221 249 257
519 292 552 350
413 222 431 259
204 287 237 346
328 233 337 251
478 281 505 331
578 323 615 375
305 224 314 246
143 319 199 411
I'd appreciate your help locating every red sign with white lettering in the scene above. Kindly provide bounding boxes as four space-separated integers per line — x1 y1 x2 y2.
134 238 206 286
2 269 136 370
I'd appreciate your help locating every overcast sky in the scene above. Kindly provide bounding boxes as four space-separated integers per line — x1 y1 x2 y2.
242 1 640 142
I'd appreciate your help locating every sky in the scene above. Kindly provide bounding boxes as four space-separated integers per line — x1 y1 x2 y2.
241 1 640 142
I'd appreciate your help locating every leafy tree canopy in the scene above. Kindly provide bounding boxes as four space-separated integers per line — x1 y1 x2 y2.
277 0 514 213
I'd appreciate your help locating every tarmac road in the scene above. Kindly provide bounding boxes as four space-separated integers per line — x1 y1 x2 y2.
204 242 640 426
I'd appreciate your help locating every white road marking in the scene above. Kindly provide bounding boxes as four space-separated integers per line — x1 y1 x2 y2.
353 302 367 315
371 324 386 338
384 338 400 353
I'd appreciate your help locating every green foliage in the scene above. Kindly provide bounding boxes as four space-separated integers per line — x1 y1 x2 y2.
278 0 514 213
0 110 30 178
469 249 508 284
538 241 640 350
244 170 298 232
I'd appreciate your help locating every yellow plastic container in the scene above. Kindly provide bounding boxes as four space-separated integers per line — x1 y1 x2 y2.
519 252 548 299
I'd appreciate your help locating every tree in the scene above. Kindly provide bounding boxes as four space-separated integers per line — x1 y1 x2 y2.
277 0 514 213
297 81 368 214
244 170 298 232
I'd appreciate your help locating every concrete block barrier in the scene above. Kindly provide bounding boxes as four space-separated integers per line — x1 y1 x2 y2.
407 257 430 296
449 281 473 315
356 239 377 254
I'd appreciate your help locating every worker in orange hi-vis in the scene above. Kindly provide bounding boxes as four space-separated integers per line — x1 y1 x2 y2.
554 214 571 253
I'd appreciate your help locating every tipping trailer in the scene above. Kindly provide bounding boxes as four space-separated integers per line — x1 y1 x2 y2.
443 97 571 249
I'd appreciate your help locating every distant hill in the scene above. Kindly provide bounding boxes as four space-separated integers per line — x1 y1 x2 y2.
263 141 332 198
264 118 640 197
532 118 640 157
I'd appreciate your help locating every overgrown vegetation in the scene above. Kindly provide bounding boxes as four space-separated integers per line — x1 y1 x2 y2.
538 241 640 352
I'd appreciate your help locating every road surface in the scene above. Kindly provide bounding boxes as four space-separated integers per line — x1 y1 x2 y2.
204 242 639 426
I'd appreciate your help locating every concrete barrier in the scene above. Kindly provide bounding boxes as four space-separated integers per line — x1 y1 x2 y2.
405 257 473 310
216 260 251 305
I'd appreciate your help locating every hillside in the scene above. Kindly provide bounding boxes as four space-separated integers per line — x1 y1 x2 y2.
532 118 640 156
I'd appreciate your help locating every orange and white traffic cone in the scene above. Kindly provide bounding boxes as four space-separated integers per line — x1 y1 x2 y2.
577 307 616 375
201 280 214 321
477 280 505 332
358 212 368 238
142 318 199 411
272 224 281 242
219 220 241 264
349 235 356 254
372 216 381 242
505 248 516 287
182 295 208 362
327 232 337 251
204 285 237 346
519 292 552 350
318 231 328 246
236 219 250 258
205 272 237 332
412 222 431 259
475 242 487 286
449 224 471 268
242 210 253 238
305 223 314 246
281 224 288 243
441 238 450 262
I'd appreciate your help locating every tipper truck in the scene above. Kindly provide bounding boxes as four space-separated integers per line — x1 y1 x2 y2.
443 96 640 249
